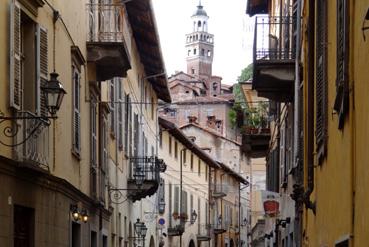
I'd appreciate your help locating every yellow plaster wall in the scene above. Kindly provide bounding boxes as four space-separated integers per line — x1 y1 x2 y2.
303 0 354 246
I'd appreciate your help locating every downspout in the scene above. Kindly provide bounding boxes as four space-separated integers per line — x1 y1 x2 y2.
304 0 316 213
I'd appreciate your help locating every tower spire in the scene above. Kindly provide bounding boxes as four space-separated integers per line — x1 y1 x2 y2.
198 0 202 6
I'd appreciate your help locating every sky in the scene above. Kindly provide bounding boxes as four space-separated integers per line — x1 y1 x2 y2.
152 0 255 85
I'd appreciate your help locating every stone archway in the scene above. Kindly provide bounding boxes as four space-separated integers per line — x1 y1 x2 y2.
149 236 155 247
188 239 195 247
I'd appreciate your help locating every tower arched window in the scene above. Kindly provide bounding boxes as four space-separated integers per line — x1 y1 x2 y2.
203 21 206 31
212 82 218 92
198 20 201 28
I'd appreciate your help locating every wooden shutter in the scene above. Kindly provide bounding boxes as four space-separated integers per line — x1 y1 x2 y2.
118 79 123 149
182 190 188 217
316 0 328 162
73 68 81 153
110 79 115 135
10 1 22 110
169 183 172 226
36 25 48 116
174 186 179 214
124 94 129 154
334 0 349 130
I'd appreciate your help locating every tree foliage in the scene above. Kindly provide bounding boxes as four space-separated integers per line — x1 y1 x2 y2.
237 63 253 83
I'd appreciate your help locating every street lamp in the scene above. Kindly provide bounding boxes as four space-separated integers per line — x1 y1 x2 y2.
0 72 66 147
190 210 198 224
41 72 66 116
134 218 147 247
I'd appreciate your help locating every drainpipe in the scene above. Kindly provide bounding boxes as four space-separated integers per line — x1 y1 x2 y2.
304 0 316 213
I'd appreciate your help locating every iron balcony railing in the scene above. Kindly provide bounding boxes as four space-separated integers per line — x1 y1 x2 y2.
128 156 166 186
253 16 296 62
211 182 229 198
86 3 124 42
15 111 49 170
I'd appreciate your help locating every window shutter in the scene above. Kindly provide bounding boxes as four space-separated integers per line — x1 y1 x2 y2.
118 80 123 149
36 25 48 116
169 183 172 226
182 190 188 217
334 0 349 130
174 186 179 214
316 0 328 162
10 1 22 110
73 69 81 153
110 79 115 135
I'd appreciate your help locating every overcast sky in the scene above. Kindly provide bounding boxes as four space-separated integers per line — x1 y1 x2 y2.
152 0 255 85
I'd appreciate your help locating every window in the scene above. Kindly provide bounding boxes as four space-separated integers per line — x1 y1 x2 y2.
110 79 116 136
334 0 349 129
169 136 172 155
205 165 208 181
72 66 81 155
174 186 179 214
169 183 173 226
159 131 162 148
201 49 205 56
10 3 47 116
183 149 187 164
133 113 139 156
207 50 211 56
188 50 191 56
118 79 123 149
316 0 328 162
190 153 194 170
90 95 98 199
174 141 178 159
182 190 188 217
198 159 201 176
100 115 108 203
151 96 154 120
124 94 131 155
193 48 197 55
191 68 195 74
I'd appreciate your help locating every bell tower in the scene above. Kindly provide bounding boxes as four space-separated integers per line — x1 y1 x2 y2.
185 1 214 79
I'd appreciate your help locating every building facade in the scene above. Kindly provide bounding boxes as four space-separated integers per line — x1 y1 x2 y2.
0 0 170 246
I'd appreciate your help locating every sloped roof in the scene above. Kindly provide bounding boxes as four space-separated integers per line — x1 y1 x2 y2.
125 0 171 102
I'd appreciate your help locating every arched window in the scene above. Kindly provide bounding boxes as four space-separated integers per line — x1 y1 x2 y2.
198 20 201 28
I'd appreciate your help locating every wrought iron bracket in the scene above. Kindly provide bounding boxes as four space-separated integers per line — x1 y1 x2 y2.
0 111 54 147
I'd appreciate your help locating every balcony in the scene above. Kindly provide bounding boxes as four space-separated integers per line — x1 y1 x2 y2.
127 156 166 201
213 215 227 235
13 111 49 171
252 16 295 102
167 223 185 237
86 3 131 81
212 182 229 199
197 224 211 241
241 103 271 158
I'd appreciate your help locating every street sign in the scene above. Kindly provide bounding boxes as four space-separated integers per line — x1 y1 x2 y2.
158 218 165 225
